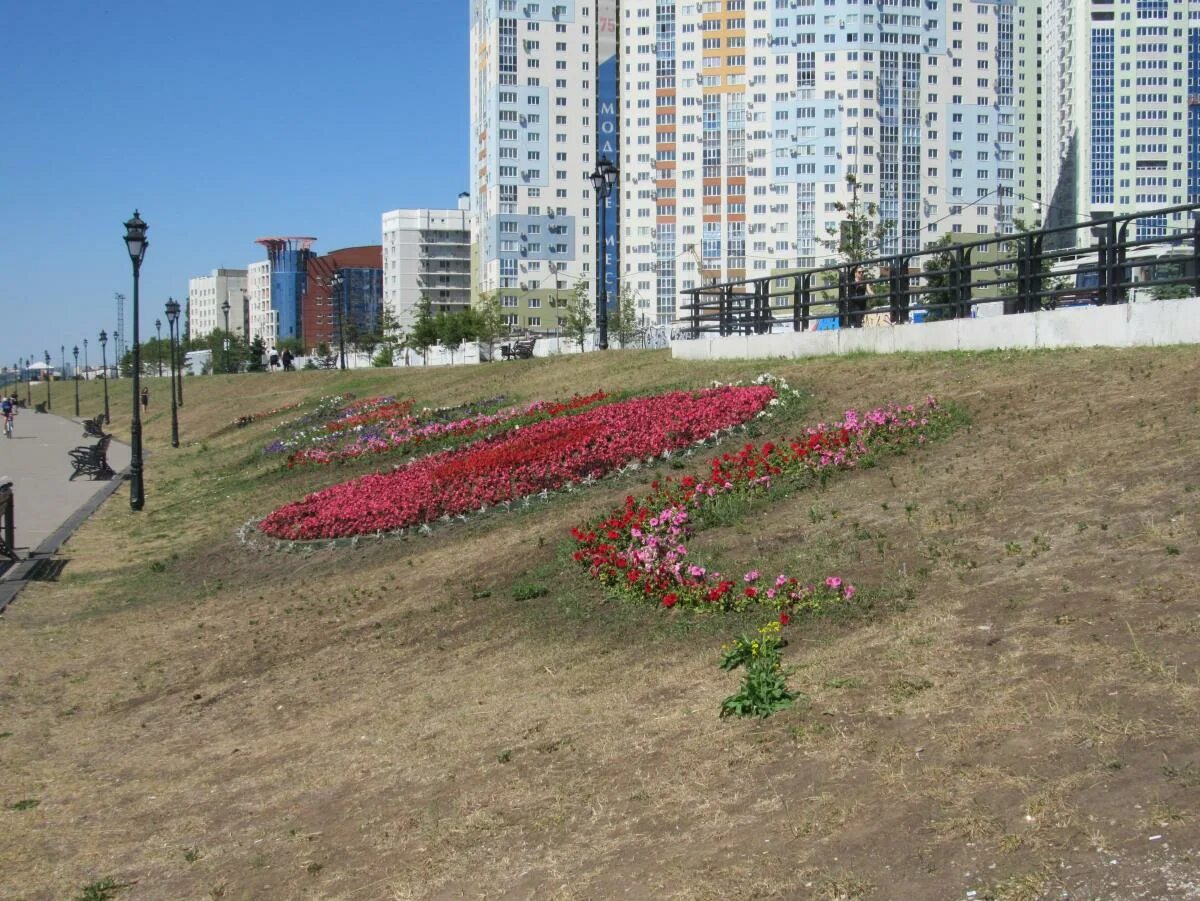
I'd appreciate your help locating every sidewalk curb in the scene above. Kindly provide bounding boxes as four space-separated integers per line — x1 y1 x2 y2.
0 466 131 614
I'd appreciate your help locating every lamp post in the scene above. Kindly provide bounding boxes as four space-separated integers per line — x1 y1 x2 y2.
43 350 51 409
588 156 619 351
123 209 148 512
221 299 231 373
332 272 347 370
61 345 66 384
155 318 163 377
83 339 89 383
165 298 180 448
112 331 120 378
25 358 31 405
99 331 110 424
73 346 80 417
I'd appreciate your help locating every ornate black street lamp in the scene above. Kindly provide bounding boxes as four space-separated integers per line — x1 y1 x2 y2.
112 331 120 379
165 298 180 448
73 346 80 417
83 339 89 383
61 345 66 383
332 271 347 370
155 318 163 377
123 210 148 511
43 350 51 409
588 156 619 351
99 331 110 424
221 299 231 373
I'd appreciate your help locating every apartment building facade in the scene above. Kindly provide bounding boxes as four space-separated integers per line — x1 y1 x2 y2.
470 0 602 333
186 268 248 339
381 200 473 332
1044 0 1196 240
471 0 1038 330
246 260 275 346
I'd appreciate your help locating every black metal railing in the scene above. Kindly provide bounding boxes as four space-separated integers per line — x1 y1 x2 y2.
678 203 1200 337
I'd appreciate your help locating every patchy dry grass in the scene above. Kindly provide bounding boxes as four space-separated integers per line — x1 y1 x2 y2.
2 347 1199 898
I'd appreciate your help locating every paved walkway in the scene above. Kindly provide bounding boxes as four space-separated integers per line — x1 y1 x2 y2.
0 408 130 573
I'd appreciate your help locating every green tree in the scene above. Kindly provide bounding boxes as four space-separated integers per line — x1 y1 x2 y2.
409 296 439 365
560 278 592 352
372 343 394 367
247 335 267 372
434 310 473 364
610 284 639 348
471 291 507 360
816 173 895 290
920 235 960 322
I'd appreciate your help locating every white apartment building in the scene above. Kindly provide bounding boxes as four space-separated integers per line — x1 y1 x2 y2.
470 0 602 332
187 269 248 339
1044 0 1195 241
246 260 274 346
471 0 1040 330
381 197 472 332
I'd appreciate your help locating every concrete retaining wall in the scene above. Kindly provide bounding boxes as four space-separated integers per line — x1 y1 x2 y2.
671 297 1200 361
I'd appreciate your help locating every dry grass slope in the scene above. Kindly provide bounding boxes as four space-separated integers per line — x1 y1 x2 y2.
1 347 1199 899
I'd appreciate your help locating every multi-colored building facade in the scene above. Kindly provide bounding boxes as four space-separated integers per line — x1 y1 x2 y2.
472 0 1038 329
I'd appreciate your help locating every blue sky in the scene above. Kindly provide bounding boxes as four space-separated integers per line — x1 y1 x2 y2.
0 1 468 368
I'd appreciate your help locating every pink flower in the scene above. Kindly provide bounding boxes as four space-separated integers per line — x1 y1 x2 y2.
825 576 842 590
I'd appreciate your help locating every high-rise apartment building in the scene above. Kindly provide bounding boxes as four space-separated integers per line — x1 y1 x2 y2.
470 1 608 333
1044 0 1195 240
246 260 274 346
381 198 472 332
471 0 1037 328
187 269 248 338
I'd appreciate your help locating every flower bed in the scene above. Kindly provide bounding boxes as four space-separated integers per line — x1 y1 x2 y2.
285 390 610 468
570 398 951 615
258 384 780 540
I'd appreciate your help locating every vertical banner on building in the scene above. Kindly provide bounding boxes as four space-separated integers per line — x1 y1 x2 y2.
597 0 619 314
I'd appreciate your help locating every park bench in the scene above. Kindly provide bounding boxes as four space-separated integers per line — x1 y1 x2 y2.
68 434 114 481
34 402 47 414
500 337 537 360
82 413 107 439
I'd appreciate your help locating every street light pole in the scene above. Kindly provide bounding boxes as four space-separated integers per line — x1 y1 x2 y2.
99 331 110 424
165 298 180 448
83 339 88 383
332 272 347 371
123 210 148 512
112 331 120 378
221 299 231 374
155 318 163 377
73 346 80 417
43 350 51 409
588 156 619 351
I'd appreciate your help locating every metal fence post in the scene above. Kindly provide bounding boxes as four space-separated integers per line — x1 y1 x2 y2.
837 266 850 329
1115 222 1130 304
1030 233 1044 312
952 247 973 318
687 290 699 338
1192 216 1200 297
719 284 733 336
1104 219 1120 307
888 255 909 324
754 279 770 334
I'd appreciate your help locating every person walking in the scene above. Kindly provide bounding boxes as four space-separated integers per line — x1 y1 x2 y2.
140 386 150 412
281 348 294 371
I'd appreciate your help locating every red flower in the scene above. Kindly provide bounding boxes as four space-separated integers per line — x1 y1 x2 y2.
662 593 678 607
779 612 790 626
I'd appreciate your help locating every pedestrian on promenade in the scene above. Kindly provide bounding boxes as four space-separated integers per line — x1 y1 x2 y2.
140 387 150 412
281 349 294 371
